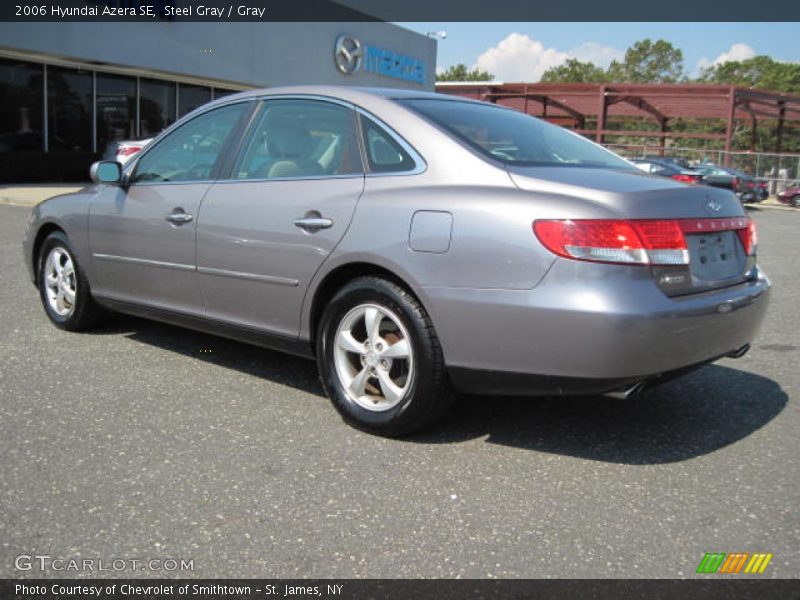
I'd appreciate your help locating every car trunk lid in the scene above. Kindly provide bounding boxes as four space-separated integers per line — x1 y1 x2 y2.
509 166 756 296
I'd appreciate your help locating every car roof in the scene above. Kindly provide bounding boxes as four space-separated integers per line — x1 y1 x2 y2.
209 85 469 108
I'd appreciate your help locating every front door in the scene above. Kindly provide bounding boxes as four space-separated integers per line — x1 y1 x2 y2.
88 101 251 314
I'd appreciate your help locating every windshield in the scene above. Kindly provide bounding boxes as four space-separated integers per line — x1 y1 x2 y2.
400 98 635 169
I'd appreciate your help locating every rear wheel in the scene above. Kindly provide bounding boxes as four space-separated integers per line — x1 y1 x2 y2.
316 276 454 436
38 231 102 331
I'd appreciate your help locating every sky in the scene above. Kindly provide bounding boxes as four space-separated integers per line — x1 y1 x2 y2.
395 22 800 81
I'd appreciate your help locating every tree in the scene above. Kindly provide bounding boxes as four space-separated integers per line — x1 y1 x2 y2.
698 55 800 94
541 59 607 83
606 39 684 83
436 63 493 82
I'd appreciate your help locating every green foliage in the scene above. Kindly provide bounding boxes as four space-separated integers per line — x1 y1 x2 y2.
606 39 685 83
541 39 685 84
436 64 493 82
540 59 607 83
698 55 800 94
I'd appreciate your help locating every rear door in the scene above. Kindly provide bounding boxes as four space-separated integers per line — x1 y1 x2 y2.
89 101 251 314
195 98 365 337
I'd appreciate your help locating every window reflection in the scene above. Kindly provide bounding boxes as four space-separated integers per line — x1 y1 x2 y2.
139 78 176 139
0 57 43 152
178 84 211 118
47 66 92 152
96 73 136 153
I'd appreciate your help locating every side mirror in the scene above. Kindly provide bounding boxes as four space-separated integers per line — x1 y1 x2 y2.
90 161 122 185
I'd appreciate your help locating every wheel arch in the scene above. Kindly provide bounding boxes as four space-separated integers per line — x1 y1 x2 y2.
31 221 67 280
306 261 430 349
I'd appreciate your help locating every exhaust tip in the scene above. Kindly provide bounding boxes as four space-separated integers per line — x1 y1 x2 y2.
605 381 646 400
727 344 750 359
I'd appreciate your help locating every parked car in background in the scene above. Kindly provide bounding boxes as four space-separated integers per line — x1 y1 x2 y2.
777 187 800 207
755 179 769 201
23 86 770 436
693 164 760 203
643 155 691 169
632 158 703 184
102 138 153 165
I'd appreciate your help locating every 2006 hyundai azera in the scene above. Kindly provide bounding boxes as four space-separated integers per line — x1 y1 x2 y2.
23 86 770 435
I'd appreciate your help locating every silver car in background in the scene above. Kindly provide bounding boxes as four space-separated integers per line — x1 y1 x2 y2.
23 86 770 436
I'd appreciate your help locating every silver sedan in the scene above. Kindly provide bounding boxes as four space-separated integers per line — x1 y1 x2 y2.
23 86 770 435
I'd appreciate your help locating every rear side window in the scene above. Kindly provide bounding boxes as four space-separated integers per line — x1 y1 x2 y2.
360 116 416 173
232 99 362 180
401 98 634 169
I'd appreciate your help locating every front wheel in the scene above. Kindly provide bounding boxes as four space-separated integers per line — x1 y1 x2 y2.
792 195 800 208
38 231 102 331
316 276 454 436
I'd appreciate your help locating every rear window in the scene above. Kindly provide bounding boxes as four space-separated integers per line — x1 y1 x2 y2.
400 98 634 169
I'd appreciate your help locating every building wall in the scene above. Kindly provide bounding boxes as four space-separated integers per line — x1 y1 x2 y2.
1 22 436 90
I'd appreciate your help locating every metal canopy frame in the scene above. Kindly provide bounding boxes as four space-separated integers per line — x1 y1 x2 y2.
436 82 800 165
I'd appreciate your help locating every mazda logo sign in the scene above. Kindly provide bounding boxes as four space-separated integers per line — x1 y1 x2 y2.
334 35 363 75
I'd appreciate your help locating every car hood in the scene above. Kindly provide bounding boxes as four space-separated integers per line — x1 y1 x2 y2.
508 166 744 219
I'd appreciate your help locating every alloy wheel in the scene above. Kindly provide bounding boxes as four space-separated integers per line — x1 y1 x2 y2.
333 303 414 411
43 247 77 318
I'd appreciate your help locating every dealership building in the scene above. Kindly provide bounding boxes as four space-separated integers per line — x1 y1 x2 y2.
0 21 436 182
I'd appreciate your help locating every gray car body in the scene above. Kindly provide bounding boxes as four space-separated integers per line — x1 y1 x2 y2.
23 85 771 396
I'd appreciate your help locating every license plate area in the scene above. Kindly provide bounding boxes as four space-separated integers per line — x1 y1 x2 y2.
686 230 745 282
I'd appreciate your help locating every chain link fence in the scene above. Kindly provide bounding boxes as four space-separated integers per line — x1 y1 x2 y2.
606 143 800 195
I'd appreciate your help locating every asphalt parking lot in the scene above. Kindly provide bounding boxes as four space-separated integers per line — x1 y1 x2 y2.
0 203 797 579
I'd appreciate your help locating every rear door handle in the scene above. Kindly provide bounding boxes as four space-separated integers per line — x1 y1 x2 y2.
294 217 333 232
165 210 194 225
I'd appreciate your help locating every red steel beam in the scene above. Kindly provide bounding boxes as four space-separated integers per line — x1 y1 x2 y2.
573 129 728 140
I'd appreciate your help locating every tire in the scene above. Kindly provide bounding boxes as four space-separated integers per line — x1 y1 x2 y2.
792 195 800 208
316 276 454 436
37 231 102 331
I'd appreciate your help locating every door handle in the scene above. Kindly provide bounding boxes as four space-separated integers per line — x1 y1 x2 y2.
165 210 194 225
294 217 333 232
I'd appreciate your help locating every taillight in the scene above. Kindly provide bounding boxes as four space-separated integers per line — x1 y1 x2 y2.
533 217 756 265
732 176 740 189
671 174 699 184
533 220 687 265
117 145 142 157
736 218 758 255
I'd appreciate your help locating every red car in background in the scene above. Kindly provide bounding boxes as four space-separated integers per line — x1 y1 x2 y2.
777 187 800 207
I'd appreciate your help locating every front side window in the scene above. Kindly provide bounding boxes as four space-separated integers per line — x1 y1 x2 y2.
131 102 248 184
233 99 362 180
401 98 635 169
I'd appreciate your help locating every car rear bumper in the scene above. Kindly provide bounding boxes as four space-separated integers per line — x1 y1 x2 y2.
423 259 771 395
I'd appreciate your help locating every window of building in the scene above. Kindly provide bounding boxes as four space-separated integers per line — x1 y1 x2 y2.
47 66 92 152
96 73 136 154
212 88 238 100
233 99 362 180
139 78 176 139
132 102 248 183
178 84 212 118
0 57 44 152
